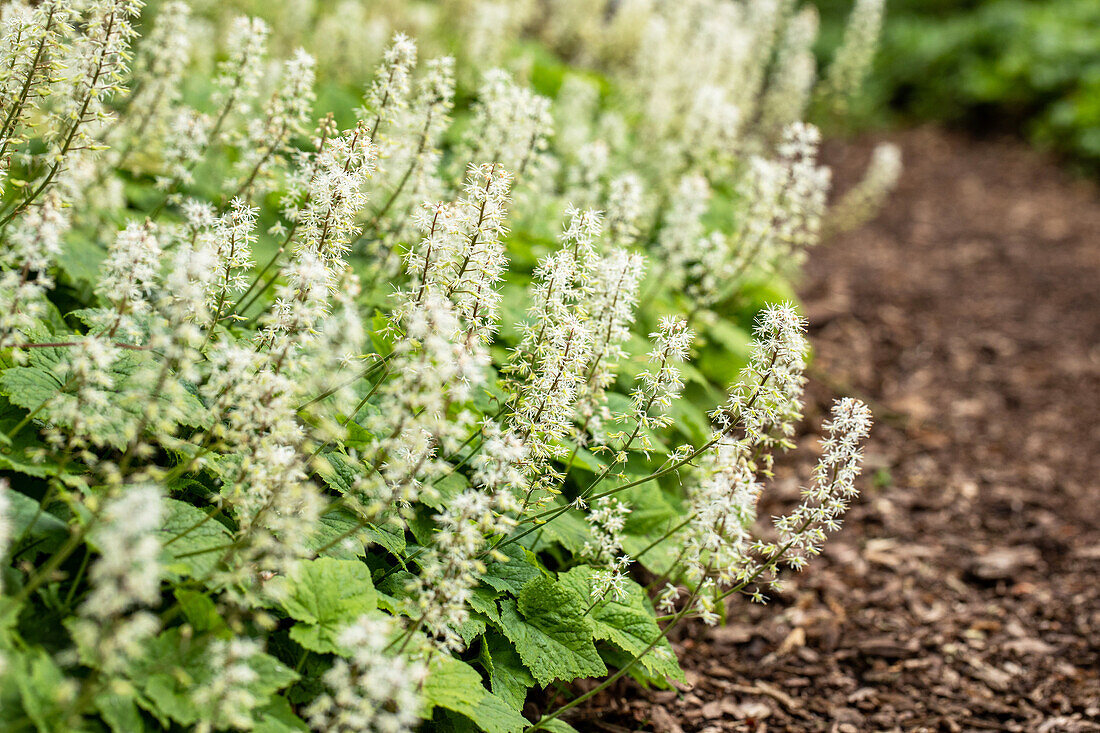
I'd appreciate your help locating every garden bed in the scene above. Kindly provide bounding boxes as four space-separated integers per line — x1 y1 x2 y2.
576 126 1100 731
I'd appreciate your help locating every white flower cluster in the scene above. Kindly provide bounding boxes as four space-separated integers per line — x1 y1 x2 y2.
400 163 513 342
770 397 873 570
463 69 553 181
69 485 164 673
306 615 425 733
622 316 694 441
820 0 886 111
0 1 892 726
828 142 903 233
414 487 515 650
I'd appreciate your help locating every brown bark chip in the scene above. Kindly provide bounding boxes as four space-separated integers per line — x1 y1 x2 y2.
574 127 1100 731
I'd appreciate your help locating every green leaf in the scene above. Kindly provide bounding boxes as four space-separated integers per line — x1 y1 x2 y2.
375 569 417 615
422 470 470 511
484 632 535 712
316 453 360 495
457 614 488 646
0 365 63 414
363 519 406 556
0 397 74 480
529 498 591 554
11 647 70 732
307 508 367 561
130 628 297 727
468 586 501 625
422 655 530 733
269 557 376 654
96 689 145 733
155 498 233 579
497 576 606 687
558 567 683 681
254 696 310 733
0 348 207 450
174 588 229 636
480 543 541 595
3 489 69 555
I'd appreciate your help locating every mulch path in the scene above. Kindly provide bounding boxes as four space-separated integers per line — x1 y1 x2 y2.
572 126 1100 732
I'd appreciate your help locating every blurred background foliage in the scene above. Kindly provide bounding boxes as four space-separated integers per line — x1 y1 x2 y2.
816 0 1100 173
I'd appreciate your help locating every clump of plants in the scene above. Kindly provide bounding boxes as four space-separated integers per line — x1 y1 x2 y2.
0 1 895 731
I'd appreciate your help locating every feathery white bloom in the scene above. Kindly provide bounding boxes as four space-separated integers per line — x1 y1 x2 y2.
50 0 141 153
622 316 693 440
510 313 593 489
363 32 417 137
232 47 316 196
575 247 645 442
508 206 599 381
0 191 69 353
82 484 164 620
199 198 257 317
118 0 192 159
372 55 455 238
472 419 529 497
464 69 553 180
770 398 873 569
362 294 489 511
193 638 264 733
97 221 162 340
820 0 884 111
305 615 424 733
732 124 831 282
210 16 269 143
605 173 646 247
584 496 632 604
583 497 630 565
400 163 513 342
760 7 819 134
42 335 123 455
828 142 902 233
159 106 211 188
0 0 71 186
414 487 514 650
257 250 333 354
658 174 710 290
714 302 809 455
295 122 378 272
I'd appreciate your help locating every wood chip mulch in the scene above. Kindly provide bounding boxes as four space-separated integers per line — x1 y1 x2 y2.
569 126 1100 732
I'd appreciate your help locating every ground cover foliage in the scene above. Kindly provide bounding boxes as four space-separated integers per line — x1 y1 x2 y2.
817 0 1100 172
0 1 895 731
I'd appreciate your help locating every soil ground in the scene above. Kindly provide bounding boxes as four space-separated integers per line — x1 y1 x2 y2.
573 126 1100 732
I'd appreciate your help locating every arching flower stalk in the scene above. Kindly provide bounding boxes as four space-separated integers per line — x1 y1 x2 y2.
0 0 140 227
759 6 820 136
819 0 885 113
397 163 513 344
230 48 316 200
573 247 645 446
826 142 902 234
305 615 425 732
0 0 72 193
370 55 455 233
462 68 554 182
362 32 418 141
293 121 378 275
207 16 269 148
67 484 164 674
358 294 488 517
110 0 192 171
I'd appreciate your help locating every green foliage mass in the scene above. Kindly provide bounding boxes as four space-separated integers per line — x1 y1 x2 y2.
818 0 1100 171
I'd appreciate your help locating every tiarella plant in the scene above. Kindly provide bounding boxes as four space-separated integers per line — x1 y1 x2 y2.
0 1 896 731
